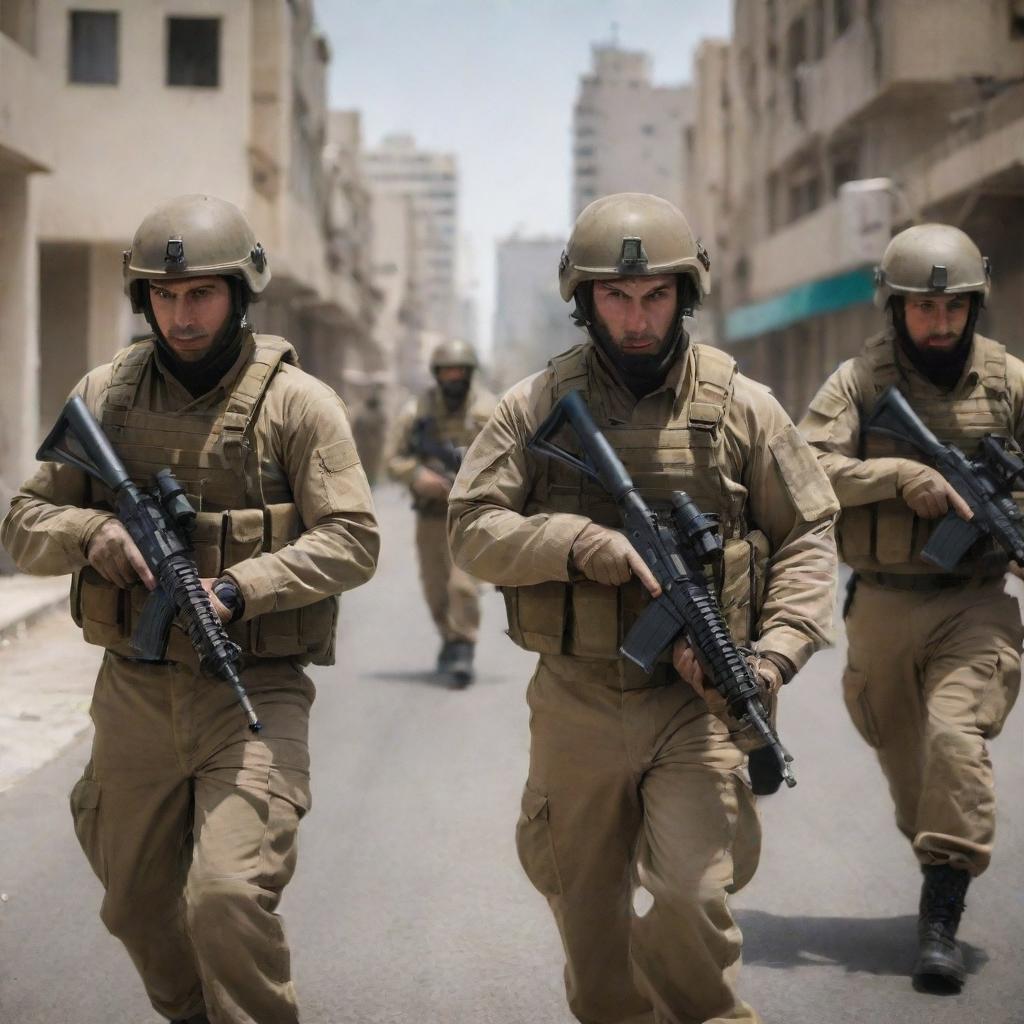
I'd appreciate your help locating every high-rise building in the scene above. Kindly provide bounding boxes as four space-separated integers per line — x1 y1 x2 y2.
689 0 1024 416
572 44 693 218
492 235 580 390
362 135 459 343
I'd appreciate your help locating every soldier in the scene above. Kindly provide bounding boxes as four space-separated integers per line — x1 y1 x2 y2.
799 223 1023 992
448 193 838 1024
387 339 496 686
1 194 379 1024
352 389 387 486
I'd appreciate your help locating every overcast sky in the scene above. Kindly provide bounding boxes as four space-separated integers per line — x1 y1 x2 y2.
321 0 733 355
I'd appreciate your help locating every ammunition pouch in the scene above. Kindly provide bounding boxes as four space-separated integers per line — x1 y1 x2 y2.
70 502 338 667
501 531 770 660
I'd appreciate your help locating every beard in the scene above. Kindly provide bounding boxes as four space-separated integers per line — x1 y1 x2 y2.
590 316 685 397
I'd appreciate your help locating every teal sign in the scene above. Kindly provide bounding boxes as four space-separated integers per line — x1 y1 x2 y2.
725 266 875 342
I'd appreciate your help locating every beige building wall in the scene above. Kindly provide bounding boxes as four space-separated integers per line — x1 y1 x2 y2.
13 0 374 443
0 10 56 564
699 0 1024 417
363 134 459 341
572 44 692 218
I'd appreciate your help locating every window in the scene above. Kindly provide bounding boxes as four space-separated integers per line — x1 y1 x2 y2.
834 0 853 37
69 10 118 85
167 17 219 87
787 15 807 122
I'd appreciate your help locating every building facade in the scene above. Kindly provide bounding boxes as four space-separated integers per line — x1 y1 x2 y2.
0 0 380 510
362 134 459 344
698 0 1024 415
492 235 581 391
572 44 693 218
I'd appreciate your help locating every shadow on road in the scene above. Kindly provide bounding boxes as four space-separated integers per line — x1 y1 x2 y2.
364 668 459 690
737 910 988 979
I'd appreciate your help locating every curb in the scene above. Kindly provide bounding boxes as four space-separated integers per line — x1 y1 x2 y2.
0 583 71 646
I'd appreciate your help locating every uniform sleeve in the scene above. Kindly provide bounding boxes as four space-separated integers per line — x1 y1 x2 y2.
224 383 379 618
797 363 911 506
1 369 116 576
736 388 840 672
384 399 422 487
448 377 591 585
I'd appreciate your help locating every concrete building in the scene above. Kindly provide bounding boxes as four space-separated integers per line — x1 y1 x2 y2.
0 0 377 457
492 235 580 391
703 0 1024 416
362 134 459 342
572 44 693 218
0 3 58 566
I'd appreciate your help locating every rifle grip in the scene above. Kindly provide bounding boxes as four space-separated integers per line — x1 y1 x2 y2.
130 586 176 661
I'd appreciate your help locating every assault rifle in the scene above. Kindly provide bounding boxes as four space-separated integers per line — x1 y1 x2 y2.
866 386 1024 571
38 396 262 733
409 416 464 477
528 389 795 788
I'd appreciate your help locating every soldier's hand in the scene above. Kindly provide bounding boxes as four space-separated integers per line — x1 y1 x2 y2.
571 523 662 596
412 466 452 501
897 464 973 521
86 520 156 591
201 578 232 623
746 654 784 697
672 640 726 712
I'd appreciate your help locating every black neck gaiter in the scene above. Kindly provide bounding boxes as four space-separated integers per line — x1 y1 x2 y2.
891 296 979 391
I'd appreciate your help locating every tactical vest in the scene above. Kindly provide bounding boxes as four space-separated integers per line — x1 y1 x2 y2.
836 331 1013 573
503 343 770 661
70 335 339 667
413 385 494 515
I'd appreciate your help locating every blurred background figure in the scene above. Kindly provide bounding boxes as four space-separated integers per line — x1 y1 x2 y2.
352 389 388 486
386 339 496 686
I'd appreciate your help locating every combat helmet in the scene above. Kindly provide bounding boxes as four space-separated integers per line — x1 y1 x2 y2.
430 339 478 373
874 223 990 309
123 194 271 313
558 193 711 304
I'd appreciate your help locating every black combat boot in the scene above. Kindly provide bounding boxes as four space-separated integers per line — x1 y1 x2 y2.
170 1015 210 1024
913 864 970 991
447 641 475 688
437 640 455 673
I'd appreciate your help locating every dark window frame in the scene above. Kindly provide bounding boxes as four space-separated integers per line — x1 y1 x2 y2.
68 9 119 86
166 15 220 88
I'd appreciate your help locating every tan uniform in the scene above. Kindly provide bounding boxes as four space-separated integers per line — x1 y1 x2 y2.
449 341 838 1024
352 400 387 486
387 382 496 645
799 330 1023 877
1 332 379 1024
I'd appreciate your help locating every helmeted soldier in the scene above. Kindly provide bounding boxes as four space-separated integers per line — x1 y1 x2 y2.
799 222 1023 992
1 194 380 1024
386 338 496 686
448 193 838 1024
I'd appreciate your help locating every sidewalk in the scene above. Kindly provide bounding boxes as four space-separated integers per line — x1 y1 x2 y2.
0 573 72 643
0 573 99 794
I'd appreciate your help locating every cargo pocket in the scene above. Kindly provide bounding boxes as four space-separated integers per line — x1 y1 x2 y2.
261 767 312 885
842 667 881 747
501 582 567 654
515 784 562 896
69 774 106 885
72 567 127 649
976 644 1022 740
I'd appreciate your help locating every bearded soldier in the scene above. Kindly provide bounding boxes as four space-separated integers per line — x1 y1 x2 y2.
448 193 838 1024
799 223 1023 992
387 339 496 686
1 194 379 1024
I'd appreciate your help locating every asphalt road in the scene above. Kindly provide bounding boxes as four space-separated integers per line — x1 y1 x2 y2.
1 484 1022 1024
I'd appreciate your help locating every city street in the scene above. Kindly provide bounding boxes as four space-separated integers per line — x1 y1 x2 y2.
1 484 1022 1024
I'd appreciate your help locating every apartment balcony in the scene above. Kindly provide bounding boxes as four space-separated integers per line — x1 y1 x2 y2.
724 199 874 343
0 32 55 173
